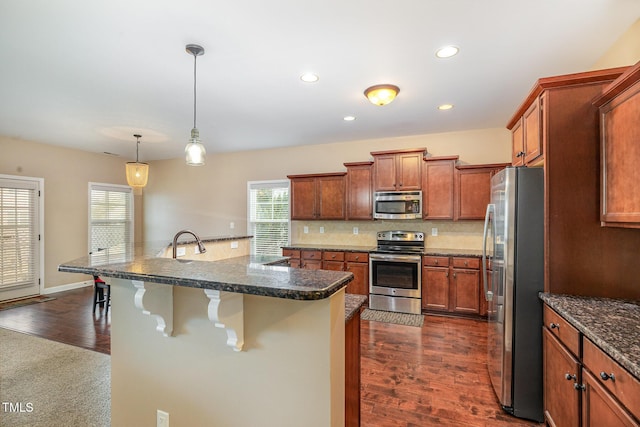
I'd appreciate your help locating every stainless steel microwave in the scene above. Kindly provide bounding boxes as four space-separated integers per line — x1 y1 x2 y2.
373 191 422 219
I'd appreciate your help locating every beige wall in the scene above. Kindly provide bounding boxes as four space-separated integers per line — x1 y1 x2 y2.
0 136 143 289
592 18 640 69
144 127 512 244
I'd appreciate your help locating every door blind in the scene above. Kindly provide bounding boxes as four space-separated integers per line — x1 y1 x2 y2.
0 180 38 289
89 184 133 264
248 181 290 256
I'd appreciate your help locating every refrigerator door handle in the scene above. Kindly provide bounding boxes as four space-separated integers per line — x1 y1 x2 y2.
482 203 495 301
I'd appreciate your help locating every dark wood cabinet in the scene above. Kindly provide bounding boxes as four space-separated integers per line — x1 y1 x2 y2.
344 161 373 220
512 118 525 166
344 252 369 296
288 173 346 220
507 66 640 300
345 302 363 427
422 156 457 220
543 304 640 427
543 327 581 427
422 256 482 316
371 148 424 191
454 164 509 220
593 61 640 229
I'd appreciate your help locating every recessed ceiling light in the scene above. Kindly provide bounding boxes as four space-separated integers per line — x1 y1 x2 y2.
343 116 356 121
435 46 459 58
300 73 319 83
438 104 454 110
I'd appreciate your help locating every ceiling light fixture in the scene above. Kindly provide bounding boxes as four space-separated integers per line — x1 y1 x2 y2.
364 84 400 106
300 73 319 83
343 116 356 121
185 44 206 166
435 45 459 58
438 104 454 110
126 134 149 191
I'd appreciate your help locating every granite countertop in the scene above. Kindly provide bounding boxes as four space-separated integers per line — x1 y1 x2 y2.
282 244 482 257
345 294 368 322
540 293 640 381
58 241 353 301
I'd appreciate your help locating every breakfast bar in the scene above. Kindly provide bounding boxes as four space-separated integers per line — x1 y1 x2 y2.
59 236 359 427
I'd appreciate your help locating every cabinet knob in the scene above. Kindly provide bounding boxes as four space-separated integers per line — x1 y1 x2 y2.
549 323 559 330
434 259 439 264
565 373 576 381
464 261 468 266
331 254 336 259
574 383 586 391
600 372 615 382
453 272 457 278
445 272 449 277
355 256 359 260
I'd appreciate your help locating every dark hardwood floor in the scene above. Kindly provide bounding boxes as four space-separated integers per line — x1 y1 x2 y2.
0 286 110 354
0 287 542 426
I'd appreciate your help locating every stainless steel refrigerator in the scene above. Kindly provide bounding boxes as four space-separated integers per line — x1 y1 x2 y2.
482 166 544 422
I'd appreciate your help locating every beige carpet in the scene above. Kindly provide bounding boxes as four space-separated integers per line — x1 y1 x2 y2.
361 308 425 327
0 328 110 427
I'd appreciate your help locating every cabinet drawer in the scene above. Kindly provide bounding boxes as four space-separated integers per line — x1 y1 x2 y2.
544 305 581 357
423 256 449 267
301 250 322 260
451 257 480 269
323 251 345 262
282 249 300 259
345 252 368 263
583 338 640 419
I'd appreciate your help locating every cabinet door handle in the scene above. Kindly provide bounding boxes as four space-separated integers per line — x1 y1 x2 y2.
445 272 449 277
600 372 615 382
464 261 468 266
565 373 576 381
453 272 457 278
549 323 559 330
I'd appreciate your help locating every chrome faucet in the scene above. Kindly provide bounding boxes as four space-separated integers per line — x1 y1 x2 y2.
172 230 207 258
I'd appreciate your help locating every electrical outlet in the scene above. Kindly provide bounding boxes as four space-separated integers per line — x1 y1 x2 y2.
157 410 169 427
431 228 438 237
353 227 359 235
230 222 235 229
176 247 186 257
303 226 309 234
231 241 239 249
319 226 325 234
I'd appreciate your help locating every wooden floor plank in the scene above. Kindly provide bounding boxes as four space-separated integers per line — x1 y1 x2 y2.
0 287 542 426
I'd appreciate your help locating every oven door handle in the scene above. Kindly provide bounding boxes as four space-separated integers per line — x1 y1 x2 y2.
370 253 422 263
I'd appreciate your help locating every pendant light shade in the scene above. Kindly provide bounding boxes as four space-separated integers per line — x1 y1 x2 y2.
126 134 149 189
185 44 206 166
364 84 400 106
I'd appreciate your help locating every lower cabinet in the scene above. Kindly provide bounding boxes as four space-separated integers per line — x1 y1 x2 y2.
345 304 363 427
543 304 640 427
283 248 368 295
422 255 482 316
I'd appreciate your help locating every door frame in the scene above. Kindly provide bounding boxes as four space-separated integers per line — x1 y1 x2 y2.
0 174 45 299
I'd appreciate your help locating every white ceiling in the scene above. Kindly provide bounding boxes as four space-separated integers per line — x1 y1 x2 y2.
1 1 639 161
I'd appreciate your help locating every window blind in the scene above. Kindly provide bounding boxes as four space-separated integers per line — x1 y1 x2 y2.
89 184 133 265
248 181 290 256
0 180 38 289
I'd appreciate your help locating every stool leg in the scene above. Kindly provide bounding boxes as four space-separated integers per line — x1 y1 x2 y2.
105 285 111 315
93 284 99 313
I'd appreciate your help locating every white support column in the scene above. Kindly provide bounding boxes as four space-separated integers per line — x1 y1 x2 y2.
132 280 174 337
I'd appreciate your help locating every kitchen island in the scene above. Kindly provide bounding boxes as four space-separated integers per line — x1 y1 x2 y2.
59 237 359 427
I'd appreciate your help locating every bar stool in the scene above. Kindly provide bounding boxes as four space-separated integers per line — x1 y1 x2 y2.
93 275 111 314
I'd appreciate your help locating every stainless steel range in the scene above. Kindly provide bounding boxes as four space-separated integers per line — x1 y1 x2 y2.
369 230 424 315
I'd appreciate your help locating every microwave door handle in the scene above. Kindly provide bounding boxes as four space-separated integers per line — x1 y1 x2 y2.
482 203 495 302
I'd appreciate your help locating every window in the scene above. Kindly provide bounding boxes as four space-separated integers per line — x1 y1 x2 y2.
89 183 133 264
248 180 290 256
0 176 40 298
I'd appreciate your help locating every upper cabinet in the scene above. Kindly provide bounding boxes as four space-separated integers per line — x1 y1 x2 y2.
509 92 545 166
593 61 640 229
422 156 458 220
371 148 425 191
454 163 510 220
344 161 374 220
288 173 346 220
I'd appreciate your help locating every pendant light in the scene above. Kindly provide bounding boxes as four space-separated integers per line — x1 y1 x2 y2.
185 44 206 166
126 134 149 190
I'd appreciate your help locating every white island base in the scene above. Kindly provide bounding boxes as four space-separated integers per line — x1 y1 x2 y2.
110 279 346 427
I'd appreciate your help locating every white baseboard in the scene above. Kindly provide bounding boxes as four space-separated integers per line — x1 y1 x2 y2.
41 280 93 295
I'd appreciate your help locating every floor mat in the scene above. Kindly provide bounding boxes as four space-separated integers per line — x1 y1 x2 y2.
361 308 424 327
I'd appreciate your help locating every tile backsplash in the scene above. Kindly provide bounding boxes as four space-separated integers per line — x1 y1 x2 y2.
291 220 484 250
